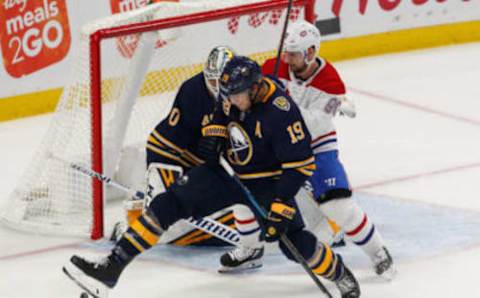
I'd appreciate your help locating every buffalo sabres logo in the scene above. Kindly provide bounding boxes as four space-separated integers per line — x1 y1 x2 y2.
227 122 253 166
273 96 290 111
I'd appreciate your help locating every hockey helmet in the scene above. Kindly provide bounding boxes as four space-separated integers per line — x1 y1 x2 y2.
204 46 236 97
220 56 262 96
284 20 321 59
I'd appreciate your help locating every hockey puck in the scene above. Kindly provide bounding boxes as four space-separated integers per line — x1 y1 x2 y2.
80 292 89 298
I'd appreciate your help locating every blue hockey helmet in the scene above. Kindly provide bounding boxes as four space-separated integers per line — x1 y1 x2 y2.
220 56 262 96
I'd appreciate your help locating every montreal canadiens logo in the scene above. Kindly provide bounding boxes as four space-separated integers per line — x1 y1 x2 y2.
227 122 253 166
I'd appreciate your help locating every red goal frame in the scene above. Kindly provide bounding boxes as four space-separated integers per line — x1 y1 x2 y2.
89 0 315 239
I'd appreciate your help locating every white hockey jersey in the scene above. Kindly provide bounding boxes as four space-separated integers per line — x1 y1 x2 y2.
262 57 346 154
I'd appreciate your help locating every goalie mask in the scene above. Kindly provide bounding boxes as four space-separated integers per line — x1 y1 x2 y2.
204 46 236 98
283 20 321 66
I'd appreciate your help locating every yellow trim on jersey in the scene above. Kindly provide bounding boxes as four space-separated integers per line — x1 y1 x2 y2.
202 125 227 137
296 168 314 177
124 233 145 252
147 135 165 148
149 135 203 167
282 156 315 169
151 130 184 154
258 77 277 103
131 220 160 246
147 143 192 168
182 150 204 166
295 163 316 176
237 170 283 180
311 246 333 275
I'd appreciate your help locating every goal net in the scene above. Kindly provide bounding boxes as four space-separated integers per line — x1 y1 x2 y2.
1 0 314 239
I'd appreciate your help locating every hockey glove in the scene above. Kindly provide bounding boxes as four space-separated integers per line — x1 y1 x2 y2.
198 125 227 166
338 96 356 118
265 199 296 242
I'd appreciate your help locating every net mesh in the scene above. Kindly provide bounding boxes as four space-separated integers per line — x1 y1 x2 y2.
1 0 308 238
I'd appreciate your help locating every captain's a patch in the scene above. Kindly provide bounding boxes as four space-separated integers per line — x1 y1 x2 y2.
273 96 290 111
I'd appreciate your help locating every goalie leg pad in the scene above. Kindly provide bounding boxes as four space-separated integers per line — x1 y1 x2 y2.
146 162 184 202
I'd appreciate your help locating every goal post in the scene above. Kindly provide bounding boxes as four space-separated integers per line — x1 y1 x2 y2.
1 0 315 240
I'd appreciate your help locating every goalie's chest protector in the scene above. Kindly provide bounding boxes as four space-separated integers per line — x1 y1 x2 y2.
225 88 312 178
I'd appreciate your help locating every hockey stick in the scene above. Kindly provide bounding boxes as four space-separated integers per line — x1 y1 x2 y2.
220 158 332 297
49 155 240 246
273 0 294 75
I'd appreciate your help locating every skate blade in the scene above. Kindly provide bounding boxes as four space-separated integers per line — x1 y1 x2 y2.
63 263 109 298
218 260 262 274
378 265 397 281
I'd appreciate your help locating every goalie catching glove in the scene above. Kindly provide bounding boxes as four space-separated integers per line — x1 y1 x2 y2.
265 199 296 242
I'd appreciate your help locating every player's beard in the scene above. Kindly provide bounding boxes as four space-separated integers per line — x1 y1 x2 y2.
291 62 308 76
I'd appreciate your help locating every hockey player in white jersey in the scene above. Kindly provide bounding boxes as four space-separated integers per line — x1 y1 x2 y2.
220 20 395 280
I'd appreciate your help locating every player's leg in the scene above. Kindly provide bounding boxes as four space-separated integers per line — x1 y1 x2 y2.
311 150 395 279
279 210 360 298
64 165 243 293
218 204 264 273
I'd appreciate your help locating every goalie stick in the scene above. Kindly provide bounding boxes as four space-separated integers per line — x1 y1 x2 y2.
220 157 332 297
49 154 240 246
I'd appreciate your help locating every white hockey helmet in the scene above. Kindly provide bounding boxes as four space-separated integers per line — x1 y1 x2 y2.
284 20 321 63
204 46 235 98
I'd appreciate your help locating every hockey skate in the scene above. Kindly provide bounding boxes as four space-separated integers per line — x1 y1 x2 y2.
373 246 396 280
218 246 264 273
63 254 125 298
335 266 361 298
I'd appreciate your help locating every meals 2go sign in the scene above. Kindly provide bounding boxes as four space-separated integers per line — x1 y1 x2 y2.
0 0 71 78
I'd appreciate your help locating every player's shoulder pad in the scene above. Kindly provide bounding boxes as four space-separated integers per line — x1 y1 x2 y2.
175 72 207 103
310 58 346 95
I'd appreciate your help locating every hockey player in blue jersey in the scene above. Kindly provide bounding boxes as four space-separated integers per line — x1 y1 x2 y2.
62 56 361 298
221 21 394 280
113 46 236 245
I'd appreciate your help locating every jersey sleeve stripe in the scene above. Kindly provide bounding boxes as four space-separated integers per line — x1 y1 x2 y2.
146 143 192 168
237 170 283 180
151 129 184 154
281 156 315 169
182 149 204 166
296 167 315 177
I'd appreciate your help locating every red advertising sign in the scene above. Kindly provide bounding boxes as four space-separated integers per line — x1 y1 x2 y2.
0 0 71 78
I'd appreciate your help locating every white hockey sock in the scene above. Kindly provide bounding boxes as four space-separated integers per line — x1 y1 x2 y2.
319 199 384 262
232 204 262 249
